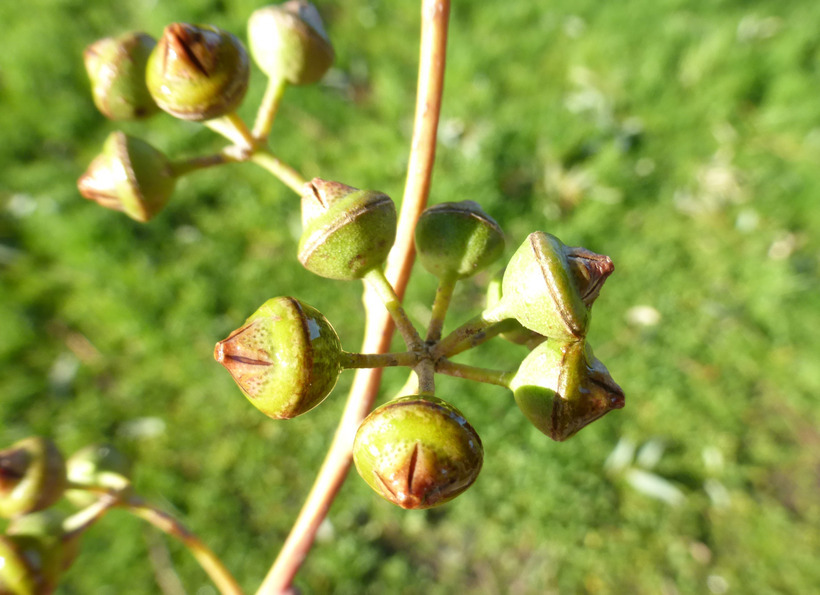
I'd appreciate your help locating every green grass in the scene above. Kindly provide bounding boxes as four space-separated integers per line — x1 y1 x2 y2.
2 0 820 593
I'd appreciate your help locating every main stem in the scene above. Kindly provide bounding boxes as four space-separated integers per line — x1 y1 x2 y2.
255 1 450 593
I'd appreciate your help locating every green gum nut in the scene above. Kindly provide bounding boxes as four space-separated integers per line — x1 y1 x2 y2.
84 32 159 120
415 201 505 281
353 395 483 510
509 340 625 441
298 178 397 280
0 528 65 595
499 232 611 341
214 297 343 419
77 131 176 222
0 437 67 519
146 23 249 121
7 510 81 574
65 444 132 508
485 270 546 350
248 1 335 85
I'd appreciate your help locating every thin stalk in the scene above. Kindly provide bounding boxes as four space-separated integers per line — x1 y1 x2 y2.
436 359 515 388
253 76 288 141
415 359 436 393
255 2 451 593
340 350 420 369
251 151 307 194
62 495 118 540
169 152 237 178
126 496 244 595
363 268 424 351
426 275 456 342
204 113 255 149
432 303 510 358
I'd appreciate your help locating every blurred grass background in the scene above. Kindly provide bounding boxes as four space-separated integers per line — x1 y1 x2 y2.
2 0 819 593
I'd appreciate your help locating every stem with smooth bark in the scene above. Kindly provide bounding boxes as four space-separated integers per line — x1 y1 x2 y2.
255 2 450 592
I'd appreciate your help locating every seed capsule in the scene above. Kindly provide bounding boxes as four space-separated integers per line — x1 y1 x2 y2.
248 1 335 85
499 232 613 341
84 32 159 120
0 437 67 519
0 530 65 595
485 270 546 350
353 395 483 509
214 297 343 419
509 340 625 441
7 510 81 573
146 23 250 121
298 178 397 280
415 201 505 281
77 131 176 222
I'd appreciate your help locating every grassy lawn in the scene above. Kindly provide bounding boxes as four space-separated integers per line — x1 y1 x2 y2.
2 0 819 593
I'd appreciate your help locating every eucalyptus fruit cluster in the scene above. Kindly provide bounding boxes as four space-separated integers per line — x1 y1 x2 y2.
214 179 625 509
78 1 334 221
0 439 132 593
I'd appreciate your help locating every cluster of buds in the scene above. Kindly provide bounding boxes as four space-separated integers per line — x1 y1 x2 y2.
0 439 133 592
214 179 625 509
78 2 335 221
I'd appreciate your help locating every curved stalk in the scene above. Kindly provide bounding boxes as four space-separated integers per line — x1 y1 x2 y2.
251 151 308 194
255 2 451 593
436 359 515 388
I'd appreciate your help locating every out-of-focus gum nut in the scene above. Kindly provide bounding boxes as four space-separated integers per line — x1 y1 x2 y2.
77 131 176 222
7 510 81 573
415 201 505 281
298 178 397 280
509 340 625 441
84 32 159 120
485 270 546 350
353 395 483 509
0 437 67 519
501 232 611 340
214 297 343 419
65 444 132 508
146 23 249 121
248 1 334 85
0 532 64 595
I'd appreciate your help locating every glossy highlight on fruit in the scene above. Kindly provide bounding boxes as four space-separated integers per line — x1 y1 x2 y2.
353 395 483 509
415 200 505 280
509 340 625 441
146 23 249 121
214 297 343 419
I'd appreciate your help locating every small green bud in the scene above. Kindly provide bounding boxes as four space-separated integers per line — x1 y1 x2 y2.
0 437 67 519
84 32 159 120
485 270 546 350
214 297 343 419
7 510 81 573
499 232 612 340
77 131 176 222
298 178 397 280
146 23 250 121
415 201 505 280
353 395 483 509
248 1 335 85
65 444 132 508
0 531 64 595
509 340 625 441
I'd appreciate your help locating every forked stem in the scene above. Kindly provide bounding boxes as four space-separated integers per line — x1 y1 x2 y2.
256 2 451 593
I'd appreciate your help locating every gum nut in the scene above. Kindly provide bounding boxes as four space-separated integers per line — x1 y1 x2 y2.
486 270 546 349
353 395 483 509
500 231 590 341
0 437 67 519
77 131 176 222
7 510 81 573
415 201 505 280
509 340 625 441
0 532 64 595
248 1 335 85
65 444 132 508
298 178 397 280
84 32 159 120
214 297 343 419
146 23 249 121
